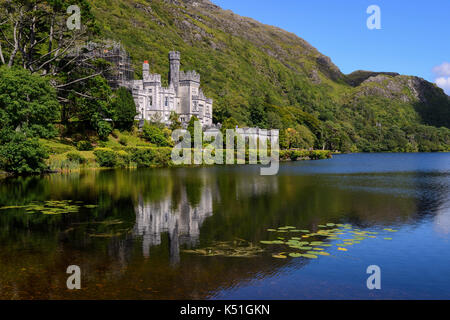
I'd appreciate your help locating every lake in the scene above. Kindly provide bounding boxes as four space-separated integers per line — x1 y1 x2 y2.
0 153 449 299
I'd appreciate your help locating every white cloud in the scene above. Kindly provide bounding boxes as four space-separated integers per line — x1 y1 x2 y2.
432 62 450 77
435 77 450 94
432 62 450 94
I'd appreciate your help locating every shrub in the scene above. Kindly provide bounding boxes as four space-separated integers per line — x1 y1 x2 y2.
142 122 172 147
97 121 112 141
111 129 120 139
93 148 117 167
119 136 128 146
128 147 172 167
77 140 93 151
116 150 131 168
66 152 86 164
0 132 48 174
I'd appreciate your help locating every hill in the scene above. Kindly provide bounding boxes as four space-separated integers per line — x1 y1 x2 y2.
90 0 450 152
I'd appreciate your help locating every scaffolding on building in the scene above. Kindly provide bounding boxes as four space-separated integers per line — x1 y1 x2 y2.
71 40 134 89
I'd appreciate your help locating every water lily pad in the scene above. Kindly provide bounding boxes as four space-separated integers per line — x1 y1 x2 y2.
289 253 302 258
302 254 318 259
272 254 287 259
338 247 348 251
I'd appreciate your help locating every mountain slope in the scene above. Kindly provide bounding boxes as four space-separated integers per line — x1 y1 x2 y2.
90 0 450 151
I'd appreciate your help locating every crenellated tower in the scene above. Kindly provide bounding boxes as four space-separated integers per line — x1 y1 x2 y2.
169 51 181 95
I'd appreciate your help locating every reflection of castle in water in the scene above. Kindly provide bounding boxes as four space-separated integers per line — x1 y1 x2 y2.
133 185 213 262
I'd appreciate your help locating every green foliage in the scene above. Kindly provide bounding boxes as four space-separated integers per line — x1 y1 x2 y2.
63 74 113 140
0 132 49 174
116 150 131 168
77 140 93 151
96 121 113 141
221 117 239 134
187 116 200 140
128 147 172 168
279 150 332 161
119 136 128 146
93 148 117 167
169 112 182 131
280 125 315 150
111 87 137 130
142 121 172 147
66 152 87 164
0 67 60 138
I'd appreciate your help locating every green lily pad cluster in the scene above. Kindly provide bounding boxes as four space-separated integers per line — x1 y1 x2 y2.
0 200 98 215
182 239 264 258
262 224 397 259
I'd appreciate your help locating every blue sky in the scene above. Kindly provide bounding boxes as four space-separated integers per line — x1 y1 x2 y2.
213 0 450 92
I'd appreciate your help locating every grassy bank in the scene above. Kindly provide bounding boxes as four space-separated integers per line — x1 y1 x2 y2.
41 132 332 172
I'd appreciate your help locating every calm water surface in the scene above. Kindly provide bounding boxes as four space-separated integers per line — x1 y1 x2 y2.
0 153 449 299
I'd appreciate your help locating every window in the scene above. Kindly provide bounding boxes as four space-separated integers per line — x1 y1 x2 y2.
165 97 168 107
149 96 153 106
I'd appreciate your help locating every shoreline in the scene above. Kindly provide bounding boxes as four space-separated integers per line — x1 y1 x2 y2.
1 149 333 177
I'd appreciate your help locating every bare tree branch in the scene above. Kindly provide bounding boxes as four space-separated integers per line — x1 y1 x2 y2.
55 70 106 88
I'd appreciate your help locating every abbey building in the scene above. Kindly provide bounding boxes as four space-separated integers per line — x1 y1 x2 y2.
130 51 213 127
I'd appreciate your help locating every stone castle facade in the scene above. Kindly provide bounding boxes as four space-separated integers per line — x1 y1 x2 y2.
130 51 213 127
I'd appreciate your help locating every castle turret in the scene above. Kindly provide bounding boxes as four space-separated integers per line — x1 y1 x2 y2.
169 51 180 95
143 60 149 78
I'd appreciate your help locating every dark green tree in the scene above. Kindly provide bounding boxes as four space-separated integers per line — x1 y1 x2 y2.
0 131 48 174
0 66 60 138
111 87 137 131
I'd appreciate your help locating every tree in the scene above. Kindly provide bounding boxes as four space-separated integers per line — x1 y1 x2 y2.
0 0 98 75
221 117 239 134
0 131 48 174
0 66 60 138
63 74 113 139
169 111 182 131
187 115 199 140
111 87 137 131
